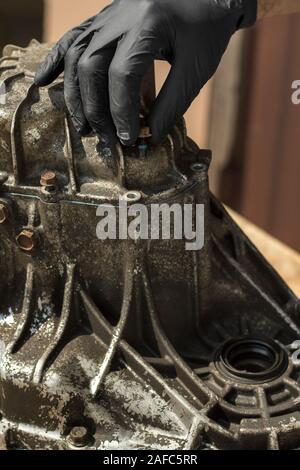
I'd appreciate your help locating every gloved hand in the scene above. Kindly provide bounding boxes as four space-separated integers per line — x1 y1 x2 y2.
35 0 257 146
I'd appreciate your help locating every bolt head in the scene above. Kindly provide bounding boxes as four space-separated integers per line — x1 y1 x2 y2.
0 203 8 224
40 170 57 187
67 426 90 448
16 229 36 252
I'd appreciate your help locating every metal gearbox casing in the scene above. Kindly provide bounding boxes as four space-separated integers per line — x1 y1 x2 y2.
0 41 300 450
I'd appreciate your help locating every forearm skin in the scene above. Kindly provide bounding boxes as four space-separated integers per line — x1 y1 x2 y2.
258 0 300 19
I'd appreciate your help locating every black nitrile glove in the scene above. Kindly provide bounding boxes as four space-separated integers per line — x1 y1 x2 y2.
35 0 257 146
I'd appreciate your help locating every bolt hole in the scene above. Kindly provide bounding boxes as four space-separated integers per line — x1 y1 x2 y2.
190 163 207 173
215 336 288 383
228 343 276 373
122 191 142 203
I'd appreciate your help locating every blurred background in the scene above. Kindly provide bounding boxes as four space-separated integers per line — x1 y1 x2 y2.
1 0 300 252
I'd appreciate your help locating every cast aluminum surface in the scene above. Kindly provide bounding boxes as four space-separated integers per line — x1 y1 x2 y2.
0 41 300 450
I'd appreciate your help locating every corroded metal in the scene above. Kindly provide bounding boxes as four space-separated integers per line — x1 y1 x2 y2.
40 170 57 189
0 41 300 451
15 229 37 252
0 203 8 224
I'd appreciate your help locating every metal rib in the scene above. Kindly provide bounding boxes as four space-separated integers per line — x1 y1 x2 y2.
141 262 213 405
7 264 34 354
90 257 135 397
284 377 300 394
0 66 17 73
212 235 300 336
174 125 184 149
10 82 36 185
268 430 280 450
167 134 175 168
116 143 126 187
0 56 19 66
26 200 37 227
183 416 205 450
194 367 211 376
79 288 197 430
64 117 78 194
256 387 270 420
256 388 281 450
32 264 75 384
0 72 24 90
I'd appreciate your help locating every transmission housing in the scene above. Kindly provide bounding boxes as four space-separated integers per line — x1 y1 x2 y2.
0 41 300 450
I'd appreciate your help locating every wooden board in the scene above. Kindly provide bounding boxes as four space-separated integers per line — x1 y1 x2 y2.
230 209 300 297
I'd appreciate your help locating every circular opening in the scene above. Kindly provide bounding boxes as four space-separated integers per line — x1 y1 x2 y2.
16 230 36 252
67 426 91 448
215 336 288 383
190 163 207 173
122 191 142 203
227 342 276 373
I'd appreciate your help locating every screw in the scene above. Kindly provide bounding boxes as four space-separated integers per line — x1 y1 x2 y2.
139 126 151 139
190 163 207 173
67 426 90 448
138 127 151 158
0 203 8 224
40 170 57 189
16 229 36 252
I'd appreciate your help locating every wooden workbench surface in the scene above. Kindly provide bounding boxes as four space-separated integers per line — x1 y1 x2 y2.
230 210 300 298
